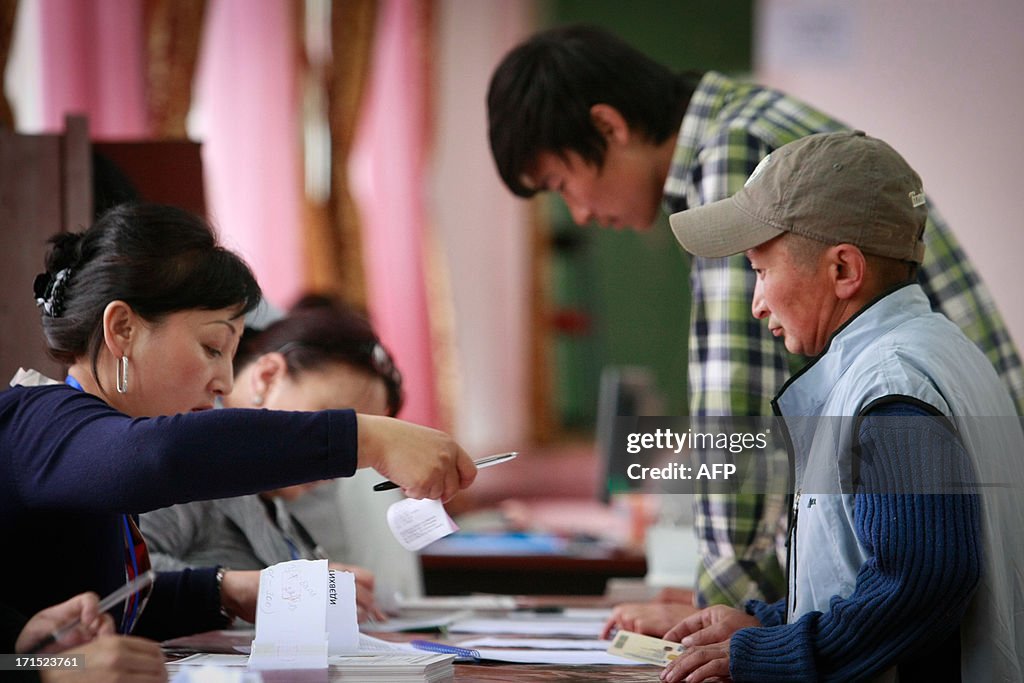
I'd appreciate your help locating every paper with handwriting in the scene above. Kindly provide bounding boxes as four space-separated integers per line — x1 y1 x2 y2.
247 559 359 670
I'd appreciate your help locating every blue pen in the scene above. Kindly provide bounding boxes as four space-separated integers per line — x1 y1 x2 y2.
409 639 481 661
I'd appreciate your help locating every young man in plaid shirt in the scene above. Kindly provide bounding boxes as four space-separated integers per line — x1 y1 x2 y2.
487 24 1024 631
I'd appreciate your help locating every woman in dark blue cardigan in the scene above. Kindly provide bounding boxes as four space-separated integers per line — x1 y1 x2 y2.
0 203 476 644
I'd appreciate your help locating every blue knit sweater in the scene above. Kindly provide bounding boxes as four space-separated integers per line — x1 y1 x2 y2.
730 402 982 682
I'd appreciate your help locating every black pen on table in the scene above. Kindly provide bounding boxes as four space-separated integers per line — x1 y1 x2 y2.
372 451 518 492
25 569 157 654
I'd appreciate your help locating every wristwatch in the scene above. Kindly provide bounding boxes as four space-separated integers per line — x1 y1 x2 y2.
215 566 235 623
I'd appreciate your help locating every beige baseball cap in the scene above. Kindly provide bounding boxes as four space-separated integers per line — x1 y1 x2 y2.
669 130 927 263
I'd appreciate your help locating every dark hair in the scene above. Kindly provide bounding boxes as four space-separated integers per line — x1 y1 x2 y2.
235 294 404 417
487 23 699 197
36 203 262 386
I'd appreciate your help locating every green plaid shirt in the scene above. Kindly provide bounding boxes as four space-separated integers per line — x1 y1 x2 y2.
664 72 1024 608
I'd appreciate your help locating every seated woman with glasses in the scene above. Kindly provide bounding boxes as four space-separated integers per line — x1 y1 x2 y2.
141 295 419 623
0 203 476 643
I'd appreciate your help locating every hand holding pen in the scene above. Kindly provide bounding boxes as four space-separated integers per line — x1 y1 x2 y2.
355 414 477 501
18 570 157 654
373 452 518 492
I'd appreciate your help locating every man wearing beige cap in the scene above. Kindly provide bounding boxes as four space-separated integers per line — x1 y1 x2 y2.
490 27 1024 628
660 131 1024 682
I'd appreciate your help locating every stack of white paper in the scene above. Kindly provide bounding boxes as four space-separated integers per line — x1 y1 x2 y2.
326 654 454 682
167 653 455 682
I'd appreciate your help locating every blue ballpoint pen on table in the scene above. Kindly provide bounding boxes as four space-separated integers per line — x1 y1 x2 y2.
372 452 518 492
409 639 481 661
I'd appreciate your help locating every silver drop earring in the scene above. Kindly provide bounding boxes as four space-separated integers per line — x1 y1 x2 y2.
116 355 129 394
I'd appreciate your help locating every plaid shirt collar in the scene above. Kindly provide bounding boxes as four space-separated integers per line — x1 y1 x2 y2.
664 71 747 209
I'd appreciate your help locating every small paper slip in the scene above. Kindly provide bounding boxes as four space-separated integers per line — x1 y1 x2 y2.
386 498 459 551
325 569 359 654
247 560 360 671
606 630 685 666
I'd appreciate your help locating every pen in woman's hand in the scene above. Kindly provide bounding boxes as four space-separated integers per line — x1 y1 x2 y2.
373 452 518 492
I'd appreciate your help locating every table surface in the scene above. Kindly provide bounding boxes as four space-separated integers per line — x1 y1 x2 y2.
163 594 666 682
450 662 659 681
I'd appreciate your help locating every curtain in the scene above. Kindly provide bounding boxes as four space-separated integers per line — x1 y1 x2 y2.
39 0 148 137
143 0 206 138
350 0 439 428
302 0 377 308
0 0 17 128
429 0 534 451
194 0 303 306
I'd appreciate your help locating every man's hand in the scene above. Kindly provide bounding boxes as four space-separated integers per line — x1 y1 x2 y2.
660 638 731 683
601 602 698 639
356 415 477 501
658 605 761 682
663 604 759 647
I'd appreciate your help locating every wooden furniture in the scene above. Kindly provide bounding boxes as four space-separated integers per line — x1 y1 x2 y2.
0 116 90 381
421 545 647 596
0 116 205 383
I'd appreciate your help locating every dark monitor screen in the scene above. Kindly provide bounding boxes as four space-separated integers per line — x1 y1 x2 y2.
594 366 664 503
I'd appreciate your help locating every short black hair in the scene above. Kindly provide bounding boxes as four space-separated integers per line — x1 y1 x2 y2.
487 23 698 197
37 203 262 387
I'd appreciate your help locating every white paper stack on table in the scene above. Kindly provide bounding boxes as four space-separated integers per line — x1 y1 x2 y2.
169 560 456 682
168 652 455 683
169 635 455 682
323 654 453 682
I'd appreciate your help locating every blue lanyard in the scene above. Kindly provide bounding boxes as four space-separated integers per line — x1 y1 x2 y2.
121 515 143 632
65 373 141 632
